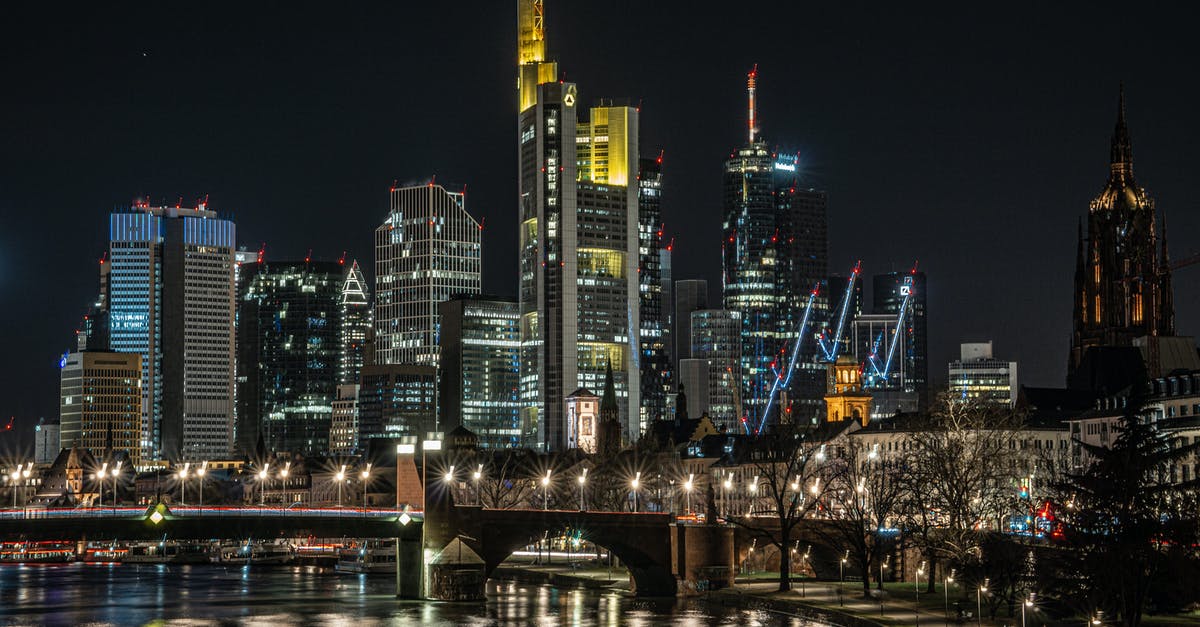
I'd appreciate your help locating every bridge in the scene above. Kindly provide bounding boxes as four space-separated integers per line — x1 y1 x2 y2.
0 506 420 542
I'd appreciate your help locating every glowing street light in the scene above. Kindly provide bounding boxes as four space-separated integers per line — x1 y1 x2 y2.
194 461 205 509
334 464 346 507
914 560 926 626
96 462 109 507
541 470 552 510
631 471 641 512
472 464 482 506
840 550 848 583
111 461 123 508
177 463 190 506
977 579 989 627
577 468 588 511
880 559 889 616
944 569 956 623
258 463 270 506
684 473 694 515
1021 593 1035 627
279 461 291 506
360 463 372 509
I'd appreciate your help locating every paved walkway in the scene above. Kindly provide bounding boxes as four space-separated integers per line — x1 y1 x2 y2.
728 580 991 627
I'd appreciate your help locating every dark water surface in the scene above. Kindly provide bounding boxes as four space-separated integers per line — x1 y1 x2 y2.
0 564 827 626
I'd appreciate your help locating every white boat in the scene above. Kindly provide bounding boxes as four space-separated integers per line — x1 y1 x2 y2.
121 541 210 564
216 541 295 566
0 542 76 564
335 540 396 574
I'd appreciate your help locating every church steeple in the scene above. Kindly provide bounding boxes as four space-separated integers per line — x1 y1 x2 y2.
1110 84 1134 180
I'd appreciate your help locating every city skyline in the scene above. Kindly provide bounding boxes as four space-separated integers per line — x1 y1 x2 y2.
3 2 1200 447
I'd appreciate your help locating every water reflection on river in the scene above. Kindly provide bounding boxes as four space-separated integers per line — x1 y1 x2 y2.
0 563 829 626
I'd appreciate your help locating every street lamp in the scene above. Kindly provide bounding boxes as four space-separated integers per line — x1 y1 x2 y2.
684 473 694 515
361 463 372 509
9 464 22 508
111 461 123 508
96 462 109 507
1022 593 1034 627
279 461 291 506
722 473 733 518
840 550 848 583
541 470 551 510
914 561 925 627
880 558 889 617
177 462 190 506
334 464 347 507
977 579 989 627
578 468 588 511
631 471 641 512
944 569 955 624
193 462 204 509
472 464 482 506
258 463 270 506
748 475 758 515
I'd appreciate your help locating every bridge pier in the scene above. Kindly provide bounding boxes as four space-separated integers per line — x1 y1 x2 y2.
395 532 422 599
670 523 735 595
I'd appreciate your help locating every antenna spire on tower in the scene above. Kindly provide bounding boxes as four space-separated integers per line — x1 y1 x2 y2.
747 64 759 144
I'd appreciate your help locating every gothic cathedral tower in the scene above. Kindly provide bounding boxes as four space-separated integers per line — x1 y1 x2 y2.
1069 87 1175 377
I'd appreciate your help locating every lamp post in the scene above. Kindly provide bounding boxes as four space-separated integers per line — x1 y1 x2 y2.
177 463 189 506
258 463 269 506
944 570 955 624
361 463 372 509
1022 593 1034 627
631 471 641 512
578 468 587 511
279 461 290 506
472 464 482 506
684 473 694 515
96 462 109 507
840 551 848 583
111 461 122 508
722 473 732 519
10 464 22 508
880 558 889 617
541 470 551 510
748 475 758 515
977 579 989 627
334 465 345 507
194 462 204 510
914 561 925 627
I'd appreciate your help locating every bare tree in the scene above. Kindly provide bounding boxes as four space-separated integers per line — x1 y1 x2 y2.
729 420 845 592
902 392 1025 590
821 439 907 597
472 449 537 509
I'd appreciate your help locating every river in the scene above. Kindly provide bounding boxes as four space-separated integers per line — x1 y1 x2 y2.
0 564 829 626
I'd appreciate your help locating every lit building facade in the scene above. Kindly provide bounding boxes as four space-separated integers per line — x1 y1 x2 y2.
35 418 61 464
850 313 919 418
357 364 437 442
721 69 828 431
690 309 743 430
438 295 522 449
565 388 600 454
59 351 142 466
339 260 372 385
330 384 360 455
674 279 709 369
1070 88 1175 379
638 155 672 427
374 183 481 367
236 260 342 457
107 202 236 461
949 341 1018 407
517 2 641 451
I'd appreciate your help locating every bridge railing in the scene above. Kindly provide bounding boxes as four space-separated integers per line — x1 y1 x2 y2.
0 507 417 521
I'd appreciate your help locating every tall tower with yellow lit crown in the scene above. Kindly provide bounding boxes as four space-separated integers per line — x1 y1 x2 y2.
517 1 641 451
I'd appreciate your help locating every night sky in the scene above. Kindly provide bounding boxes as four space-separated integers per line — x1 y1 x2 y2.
2 2 1197 449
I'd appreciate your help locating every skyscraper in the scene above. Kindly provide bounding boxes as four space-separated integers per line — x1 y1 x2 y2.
869 270 928 411
690 309 743 430
674 279 709 368
1070 88 1175 378
339 260 372 386
236 260 343 457
357 364 438 442
721 68 828 431
59 351 142 466
107 201 236 462
438 295 522 449
517 1 641 451
374 183 481 367
638 155 672 426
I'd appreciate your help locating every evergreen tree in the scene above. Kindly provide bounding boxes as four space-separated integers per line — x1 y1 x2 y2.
1052 393 1200 626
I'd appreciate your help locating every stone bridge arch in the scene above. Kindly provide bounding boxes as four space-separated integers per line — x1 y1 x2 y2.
444 506 678 596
